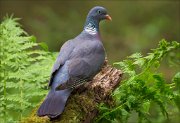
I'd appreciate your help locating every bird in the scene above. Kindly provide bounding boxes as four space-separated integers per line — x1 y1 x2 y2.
37 6 112 119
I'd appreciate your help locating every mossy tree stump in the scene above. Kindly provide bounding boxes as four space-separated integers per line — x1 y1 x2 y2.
23 62 122 123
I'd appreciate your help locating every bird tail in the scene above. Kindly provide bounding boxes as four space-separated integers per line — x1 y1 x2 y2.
37 89 72 118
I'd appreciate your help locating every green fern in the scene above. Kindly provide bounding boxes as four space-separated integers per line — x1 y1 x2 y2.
96 40 180 123
0 16 56 122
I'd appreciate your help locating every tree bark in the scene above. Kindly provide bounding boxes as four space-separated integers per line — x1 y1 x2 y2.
22 62 122 123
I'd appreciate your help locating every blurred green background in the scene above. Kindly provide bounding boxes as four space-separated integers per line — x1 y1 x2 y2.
0 0 179 77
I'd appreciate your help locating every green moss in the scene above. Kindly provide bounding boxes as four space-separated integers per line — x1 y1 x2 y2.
22 90 97 123
21 107 50 123
59 91 97 122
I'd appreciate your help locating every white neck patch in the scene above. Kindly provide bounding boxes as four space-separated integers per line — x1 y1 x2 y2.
84 23 97 35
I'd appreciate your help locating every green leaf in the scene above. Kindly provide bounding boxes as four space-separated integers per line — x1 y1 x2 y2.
172 72 180 91
29 35 36 43
39 42 49 51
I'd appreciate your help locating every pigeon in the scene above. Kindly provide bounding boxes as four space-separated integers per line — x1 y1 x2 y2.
37 6 112 119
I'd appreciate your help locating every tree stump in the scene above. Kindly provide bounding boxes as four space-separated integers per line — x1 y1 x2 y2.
22 62 123 123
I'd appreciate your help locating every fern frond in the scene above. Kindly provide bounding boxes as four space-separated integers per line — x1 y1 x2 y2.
0 17 56 122
97 39 180 123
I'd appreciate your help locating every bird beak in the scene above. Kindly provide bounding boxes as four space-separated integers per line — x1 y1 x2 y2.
105 14 112 21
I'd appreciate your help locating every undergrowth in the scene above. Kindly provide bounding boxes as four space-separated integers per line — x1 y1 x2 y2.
0 16 56 122
96 40 180 123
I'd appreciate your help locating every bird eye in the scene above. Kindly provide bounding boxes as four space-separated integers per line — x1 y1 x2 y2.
97 10 101 14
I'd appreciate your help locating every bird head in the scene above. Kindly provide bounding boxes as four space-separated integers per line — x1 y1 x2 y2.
84 6 111 34
87 6 112 22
